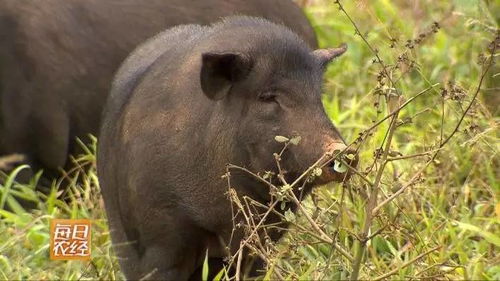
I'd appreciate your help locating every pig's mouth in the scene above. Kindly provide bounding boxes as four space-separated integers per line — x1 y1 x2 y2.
314 150 358 185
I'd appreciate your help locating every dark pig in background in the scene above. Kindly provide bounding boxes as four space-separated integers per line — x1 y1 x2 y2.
98 16 355 280
0 0 317 178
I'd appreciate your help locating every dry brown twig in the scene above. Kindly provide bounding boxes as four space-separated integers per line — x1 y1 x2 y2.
333 0 498 279
0 154 25 171
223 1 497 279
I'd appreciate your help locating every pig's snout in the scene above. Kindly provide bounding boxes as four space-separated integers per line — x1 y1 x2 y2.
315 142 359 184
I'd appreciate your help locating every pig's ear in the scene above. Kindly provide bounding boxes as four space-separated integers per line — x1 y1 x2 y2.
312 43 347 68
200 52 253 100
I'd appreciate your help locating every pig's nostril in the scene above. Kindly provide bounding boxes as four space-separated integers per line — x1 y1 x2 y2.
327 142 347 155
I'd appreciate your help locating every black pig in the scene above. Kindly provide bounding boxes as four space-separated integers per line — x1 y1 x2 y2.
98 17 354 280
0 0 317 177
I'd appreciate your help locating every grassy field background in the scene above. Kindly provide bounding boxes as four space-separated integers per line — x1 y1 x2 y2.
0 0 498 280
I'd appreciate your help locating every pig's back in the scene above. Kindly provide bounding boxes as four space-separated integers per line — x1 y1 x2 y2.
0 0 317 173
108 25 207 118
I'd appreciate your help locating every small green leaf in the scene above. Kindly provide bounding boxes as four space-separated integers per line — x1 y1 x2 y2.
263 262 276 281
290 136 302 145
333 160 348 173
0 164 30 210
284 209 296 222
455 221 500 247
281 184 291 192
274 136 289 143
472 261 484 281
6 196 26 215
202 249 209 281
212 267 226 281
313 167 323 177
299 263 316 280
388 150 403 157
0 255 11 273
280 201 287 210
344 153 356 160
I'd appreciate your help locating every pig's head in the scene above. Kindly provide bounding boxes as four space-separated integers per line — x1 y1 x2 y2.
198 17 357 190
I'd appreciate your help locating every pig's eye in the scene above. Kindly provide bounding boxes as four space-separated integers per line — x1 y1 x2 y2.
258 92 278 103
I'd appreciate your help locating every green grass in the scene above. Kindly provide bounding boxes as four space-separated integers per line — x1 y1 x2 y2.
0 137 120 280
0 0 499 280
